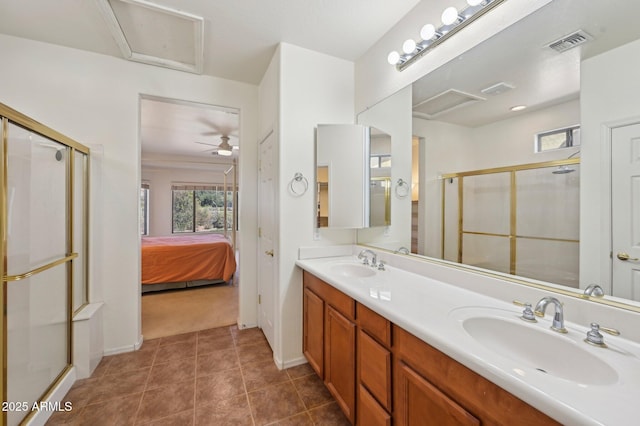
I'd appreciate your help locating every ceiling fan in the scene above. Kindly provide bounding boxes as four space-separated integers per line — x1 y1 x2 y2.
195 135 234 156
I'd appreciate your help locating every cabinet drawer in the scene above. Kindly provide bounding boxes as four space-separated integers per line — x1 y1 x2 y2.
303 270 355 320
358 329 392 412
358 385 391 426
357 303 391 347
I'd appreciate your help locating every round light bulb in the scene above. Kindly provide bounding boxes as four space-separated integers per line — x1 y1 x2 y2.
467 0 483 6
387 51 400 65
420 24 437 40
402 39 417 54
441 6 460 25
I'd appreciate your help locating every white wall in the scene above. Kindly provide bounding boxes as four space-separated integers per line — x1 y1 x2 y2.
581 38 640 294
0 34 259 353
274 43 355 366
354 0 552 113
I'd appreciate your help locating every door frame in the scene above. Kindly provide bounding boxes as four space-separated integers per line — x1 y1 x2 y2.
598 116 640 295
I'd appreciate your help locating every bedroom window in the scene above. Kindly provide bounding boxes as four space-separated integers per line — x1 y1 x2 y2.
172 184 235 233
141 183 149 235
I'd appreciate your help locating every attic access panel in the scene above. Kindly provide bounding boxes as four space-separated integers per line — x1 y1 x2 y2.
413 89 485 119
96 0 204 74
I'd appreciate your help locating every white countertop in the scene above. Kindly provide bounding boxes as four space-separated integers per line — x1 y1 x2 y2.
296 254 640 426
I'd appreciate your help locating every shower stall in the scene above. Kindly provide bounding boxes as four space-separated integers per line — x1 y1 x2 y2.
441 157 580 288
1 103 89 425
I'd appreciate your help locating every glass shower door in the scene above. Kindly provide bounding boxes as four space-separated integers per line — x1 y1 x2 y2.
5 123 71 426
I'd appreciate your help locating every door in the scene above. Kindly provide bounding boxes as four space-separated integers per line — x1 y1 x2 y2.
258 131 276 348
325 305 356 423
612 123 640 300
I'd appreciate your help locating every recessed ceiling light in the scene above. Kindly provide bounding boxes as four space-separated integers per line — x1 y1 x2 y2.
511 105 527 112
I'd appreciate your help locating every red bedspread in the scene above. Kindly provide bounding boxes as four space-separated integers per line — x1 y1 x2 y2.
141 234 236 284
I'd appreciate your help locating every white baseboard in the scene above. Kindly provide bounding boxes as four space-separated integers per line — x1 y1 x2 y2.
276 355 309 370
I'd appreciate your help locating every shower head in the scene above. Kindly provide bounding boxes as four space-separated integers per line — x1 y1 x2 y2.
552 150 580 174
552 165 575 174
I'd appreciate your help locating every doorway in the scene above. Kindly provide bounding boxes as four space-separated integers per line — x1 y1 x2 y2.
139 95 241 338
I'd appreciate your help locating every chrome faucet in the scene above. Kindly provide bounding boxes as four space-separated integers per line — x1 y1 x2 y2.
534 297 567 333
583 284 605 298
358 249 377 267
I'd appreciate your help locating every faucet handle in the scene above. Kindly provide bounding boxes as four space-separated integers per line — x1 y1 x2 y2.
585 323 620 348
377 261 385 271
513 300 542 321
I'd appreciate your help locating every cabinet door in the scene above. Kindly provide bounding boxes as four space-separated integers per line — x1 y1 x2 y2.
358 385 391 426
303 287 324 377
396 361 480 426
325 305 356 424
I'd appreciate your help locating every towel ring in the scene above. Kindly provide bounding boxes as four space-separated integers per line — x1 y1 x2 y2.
395 178 409 198
289 172 308 196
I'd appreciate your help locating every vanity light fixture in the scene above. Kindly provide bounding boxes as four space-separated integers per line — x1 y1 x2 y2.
387 0 508 70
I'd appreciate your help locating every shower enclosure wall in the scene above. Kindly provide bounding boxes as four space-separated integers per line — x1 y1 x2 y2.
441 158 580 288
1 103 89 425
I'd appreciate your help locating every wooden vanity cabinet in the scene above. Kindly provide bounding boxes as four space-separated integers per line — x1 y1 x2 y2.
302 271 356 424
393 326 561 426
302 271 559 425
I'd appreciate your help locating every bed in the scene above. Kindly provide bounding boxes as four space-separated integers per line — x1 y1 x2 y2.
141 233 236 292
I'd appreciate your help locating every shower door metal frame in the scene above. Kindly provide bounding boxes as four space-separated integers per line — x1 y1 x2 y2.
441 157 580 275
0 103 90 425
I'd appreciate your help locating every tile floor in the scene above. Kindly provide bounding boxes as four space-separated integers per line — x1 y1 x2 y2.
46 326 350 425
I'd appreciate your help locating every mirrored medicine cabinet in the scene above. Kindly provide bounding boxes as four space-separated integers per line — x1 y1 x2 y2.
316 124 391 229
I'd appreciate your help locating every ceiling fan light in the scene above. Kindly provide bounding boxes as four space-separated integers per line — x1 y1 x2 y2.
217 149 233 156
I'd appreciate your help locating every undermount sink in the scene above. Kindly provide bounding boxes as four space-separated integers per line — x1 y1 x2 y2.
329 262 376 278
452 309 619 385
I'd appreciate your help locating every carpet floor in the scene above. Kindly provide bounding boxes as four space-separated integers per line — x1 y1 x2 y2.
141 283 238 340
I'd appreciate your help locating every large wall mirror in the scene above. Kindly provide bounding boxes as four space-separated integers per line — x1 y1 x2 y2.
357 0 640 310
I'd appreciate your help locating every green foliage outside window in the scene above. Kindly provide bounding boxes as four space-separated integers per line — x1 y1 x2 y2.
172 188 234 233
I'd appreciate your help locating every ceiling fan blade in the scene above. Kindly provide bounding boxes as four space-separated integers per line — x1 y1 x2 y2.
201 131 222 137
194 141 218 147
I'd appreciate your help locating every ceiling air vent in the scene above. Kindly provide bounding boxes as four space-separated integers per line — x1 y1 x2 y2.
547 30 593 53
413 89 485 119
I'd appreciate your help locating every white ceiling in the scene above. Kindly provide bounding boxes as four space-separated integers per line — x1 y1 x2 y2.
0 0 419 84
